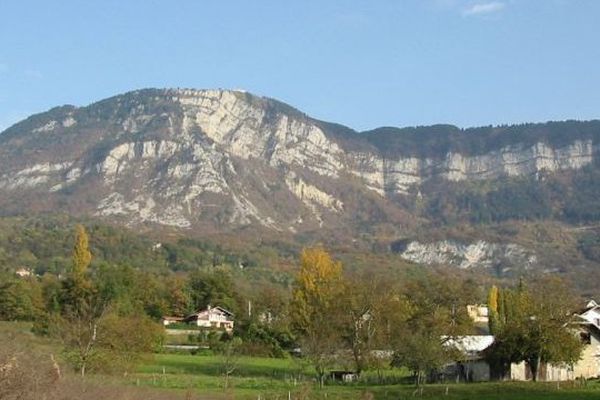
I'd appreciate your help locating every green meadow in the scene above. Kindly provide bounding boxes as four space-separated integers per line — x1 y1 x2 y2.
130 352 600 399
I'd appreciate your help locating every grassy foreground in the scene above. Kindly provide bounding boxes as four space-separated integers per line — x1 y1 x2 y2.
3 322 600 400
131 352 600 399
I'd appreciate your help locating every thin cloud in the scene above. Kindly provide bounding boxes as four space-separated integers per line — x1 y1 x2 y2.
462 2 506 16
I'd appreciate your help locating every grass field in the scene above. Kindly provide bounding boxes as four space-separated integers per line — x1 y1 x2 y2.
132 352 600 399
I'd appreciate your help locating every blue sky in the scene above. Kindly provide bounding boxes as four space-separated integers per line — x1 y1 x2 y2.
1 0 599 132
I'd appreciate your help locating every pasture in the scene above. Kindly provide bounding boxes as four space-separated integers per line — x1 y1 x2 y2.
132 352 600 399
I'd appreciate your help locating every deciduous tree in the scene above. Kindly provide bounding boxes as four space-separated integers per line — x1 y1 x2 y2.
392 274 475 385
290 247 344 387
486 277 583 381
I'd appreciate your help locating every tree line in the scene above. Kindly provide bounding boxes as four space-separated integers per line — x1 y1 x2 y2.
0 226 586 385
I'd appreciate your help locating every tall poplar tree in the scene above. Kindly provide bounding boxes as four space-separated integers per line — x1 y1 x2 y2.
488 285 500 334
72 224 92 283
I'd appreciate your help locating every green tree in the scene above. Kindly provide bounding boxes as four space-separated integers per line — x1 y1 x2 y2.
392 329 457 387
338 276 407 377
519 278 582 381
486 278 583 381
392 273 475 385
51 297 109 377
0 276 44 321
188 269 238 313
96 313 164 373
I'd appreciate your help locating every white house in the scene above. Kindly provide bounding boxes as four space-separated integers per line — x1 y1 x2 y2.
183 305 234 332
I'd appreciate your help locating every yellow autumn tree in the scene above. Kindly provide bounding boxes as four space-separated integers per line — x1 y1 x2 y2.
290 247 343 387
72 224 92 283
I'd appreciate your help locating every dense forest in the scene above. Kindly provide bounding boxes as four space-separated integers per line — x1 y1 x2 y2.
414 161 600 225
0 215 296 278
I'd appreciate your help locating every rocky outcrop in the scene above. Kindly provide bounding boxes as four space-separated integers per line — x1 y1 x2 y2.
399 240 537 271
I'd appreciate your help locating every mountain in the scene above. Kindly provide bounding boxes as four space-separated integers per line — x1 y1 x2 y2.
1 88 600 289
0 89 400 234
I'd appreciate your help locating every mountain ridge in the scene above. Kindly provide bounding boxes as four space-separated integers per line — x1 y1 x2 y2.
1 88 600 283
4 88 598 153
1 88 599 217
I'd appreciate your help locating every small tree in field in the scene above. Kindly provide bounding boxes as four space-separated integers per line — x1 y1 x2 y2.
97 313 164 373
212 336 243 389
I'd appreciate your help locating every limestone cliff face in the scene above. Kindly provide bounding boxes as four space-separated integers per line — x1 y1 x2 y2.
398 240 537 271
348 139 595 194
0 88 598 234
175 90 345 178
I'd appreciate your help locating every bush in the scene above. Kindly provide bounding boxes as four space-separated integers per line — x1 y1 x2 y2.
93 314 165 374
0 334 60 400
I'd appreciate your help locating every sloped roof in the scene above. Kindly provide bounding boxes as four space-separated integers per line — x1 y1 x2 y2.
444 335 495 354
571 315 600 335
185 305 234 319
